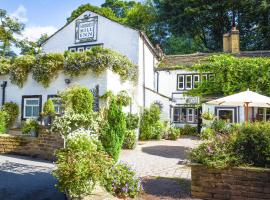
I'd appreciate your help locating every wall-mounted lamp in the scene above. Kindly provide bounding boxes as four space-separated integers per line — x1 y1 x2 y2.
65 79 71 85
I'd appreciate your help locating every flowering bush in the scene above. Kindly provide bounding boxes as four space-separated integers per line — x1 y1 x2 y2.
201 111 214 120
167 127 181 140
123 130 137 149
53 128 112 198
103 162 143 198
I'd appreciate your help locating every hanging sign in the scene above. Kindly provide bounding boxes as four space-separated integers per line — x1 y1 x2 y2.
75 16 98 43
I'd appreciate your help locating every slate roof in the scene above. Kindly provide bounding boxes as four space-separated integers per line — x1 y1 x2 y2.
157 51 270 71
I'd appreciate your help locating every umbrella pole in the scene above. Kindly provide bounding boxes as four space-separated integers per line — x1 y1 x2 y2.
244 102 250 123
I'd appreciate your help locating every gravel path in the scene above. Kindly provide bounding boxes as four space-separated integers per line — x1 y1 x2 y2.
0 154 66 200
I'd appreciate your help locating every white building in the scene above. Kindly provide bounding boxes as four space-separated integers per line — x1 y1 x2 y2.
1 9 269 129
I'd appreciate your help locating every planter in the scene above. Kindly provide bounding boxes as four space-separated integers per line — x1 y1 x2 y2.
191 164 270 200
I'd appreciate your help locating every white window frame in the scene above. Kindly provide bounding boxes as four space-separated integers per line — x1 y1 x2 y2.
187 108 194 122
177 75 184 90
217 108 235 123
185 75 193 90
208 74 214 80
77 47 84 52
23 98 40 119
193 75 200 88
202 74 208 82
69 48 76 52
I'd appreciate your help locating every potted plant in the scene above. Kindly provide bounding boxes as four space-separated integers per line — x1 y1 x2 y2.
42 99 56 126
22 119 39 137
201 110 214 126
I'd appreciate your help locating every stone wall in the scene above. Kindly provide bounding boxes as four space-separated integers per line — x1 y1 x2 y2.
0 128 64 161
191 164 270 200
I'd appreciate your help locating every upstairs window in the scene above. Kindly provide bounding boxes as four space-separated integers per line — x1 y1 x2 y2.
193 75 200 88
177 75 184 90
185 75 192 90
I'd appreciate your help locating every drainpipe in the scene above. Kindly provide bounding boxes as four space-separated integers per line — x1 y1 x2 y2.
1 81 7 106
143 40 146 108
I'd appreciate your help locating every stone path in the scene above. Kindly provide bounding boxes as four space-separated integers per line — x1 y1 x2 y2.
120 136 200 179
0 154 66 200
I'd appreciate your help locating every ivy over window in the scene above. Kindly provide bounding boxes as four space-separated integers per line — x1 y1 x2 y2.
188 54 270 96
0 47 137 88
33 53 64 87
10 55 35 87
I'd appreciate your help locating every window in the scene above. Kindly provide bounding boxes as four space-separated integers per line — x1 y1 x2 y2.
69 48 76 52
187 108 194 122
22 96 42 119
185 75 192 89
173 107 198 123
208 74 214 80
202 74 208 82
48 95 61 114
177 75 184 90
78 47 84 52
193 75 200 88
217 108 235 123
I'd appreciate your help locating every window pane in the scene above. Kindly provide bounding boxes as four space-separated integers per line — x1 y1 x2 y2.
218 110 233 123
180 108 187 122
173 108 180 122
32 106 40 117
26 100 39 105
178 76 184 89
25 106 32 117
186 76 192 89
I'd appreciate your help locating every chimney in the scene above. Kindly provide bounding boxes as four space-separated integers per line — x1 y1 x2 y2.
223 26 240 53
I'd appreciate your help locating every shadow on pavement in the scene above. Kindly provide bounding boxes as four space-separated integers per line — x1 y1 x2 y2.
0 159 66 200
140 177 191 199
141 145 191 159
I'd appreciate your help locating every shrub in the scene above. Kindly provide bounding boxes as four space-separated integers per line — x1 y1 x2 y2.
53 129 112 198
201 111 214 120
2 102 19 128
234 122 270 167
200 127 215 140
60 86 94 114
22 119 39 135
43 99 56 116
123 130 137 149
100 97 126 161
190 134 241 168
0 110 7 134
116 91 131 107
181 124 198 136
167 127 180 140
103 162 143 198
139 104 163 140
51 111 100 137
211 119 230 135
126 113 139 130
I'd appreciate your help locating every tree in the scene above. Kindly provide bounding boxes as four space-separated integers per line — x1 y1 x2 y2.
18 34 49 55
0 9 24 56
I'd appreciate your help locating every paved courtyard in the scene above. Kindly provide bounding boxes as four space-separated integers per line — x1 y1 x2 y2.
0 154 66 200
120 136 200 179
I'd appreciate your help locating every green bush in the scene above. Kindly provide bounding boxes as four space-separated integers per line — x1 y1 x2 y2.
0 110 7 134
22 119 39 135
2 102 19 128
234 122 270 167
139 104 163 140
60 86 93 114
167 127 181 140
100 97 126 161
51 111 100 137
181 124 198 136
116 91 131 107
123 130 137 149
211 119 230 135
200 127 215 140
103 162 143 198
53 129 112 198
43 99 56 116
190 134 241 168
126 113 139 130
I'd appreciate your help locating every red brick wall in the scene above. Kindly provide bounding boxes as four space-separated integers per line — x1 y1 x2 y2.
191 164 270 200
0 128 64 161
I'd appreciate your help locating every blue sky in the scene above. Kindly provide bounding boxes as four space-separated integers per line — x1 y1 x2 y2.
0 0 106 41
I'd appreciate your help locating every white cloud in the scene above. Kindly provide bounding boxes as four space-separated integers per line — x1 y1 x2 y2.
11 5 28 23
21 26 57 42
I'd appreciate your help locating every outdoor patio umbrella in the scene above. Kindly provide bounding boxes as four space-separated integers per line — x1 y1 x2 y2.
206 89 270 122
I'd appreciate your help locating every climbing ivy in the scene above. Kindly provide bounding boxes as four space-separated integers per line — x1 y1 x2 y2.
0 47 137 88
188 54 270 96
10 55 35 87
33 53 64 87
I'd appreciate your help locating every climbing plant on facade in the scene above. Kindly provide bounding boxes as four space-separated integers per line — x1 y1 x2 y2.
0 57 11 75
188 54 270 97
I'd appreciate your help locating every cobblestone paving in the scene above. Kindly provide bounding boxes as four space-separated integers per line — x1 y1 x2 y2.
119 136 201 179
